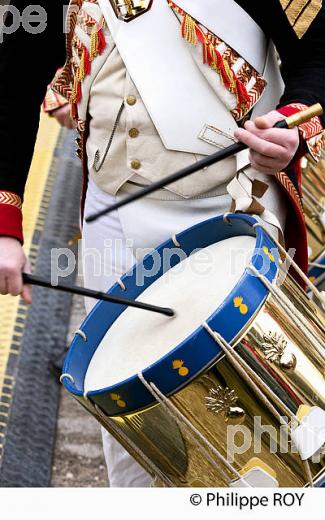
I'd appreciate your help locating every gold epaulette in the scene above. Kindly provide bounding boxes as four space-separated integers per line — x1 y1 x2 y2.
279 0 322 39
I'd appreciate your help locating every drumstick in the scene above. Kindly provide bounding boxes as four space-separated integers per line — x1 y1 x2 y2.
86 103 323 223
22 273 175 317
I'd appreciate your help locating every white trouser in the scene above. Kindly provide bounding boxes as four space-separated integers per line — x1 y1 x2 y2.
82 178 234 487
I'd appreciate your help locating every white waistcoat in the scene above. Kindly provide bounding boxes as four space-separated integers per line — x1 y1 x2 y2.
70 0 286 208
96 0 284 158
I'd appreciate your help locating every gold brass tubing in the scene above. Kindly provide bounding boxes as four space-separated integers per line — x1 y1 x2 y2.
95 404 174 486
138 373 243 484
81 394 173 486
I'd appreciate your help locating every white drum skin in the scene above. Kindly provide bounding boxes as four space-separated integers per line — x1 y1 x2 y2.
85 235 255 391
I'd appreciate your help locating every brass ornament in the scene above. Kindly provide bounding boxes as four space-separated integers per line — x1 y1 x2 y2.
260 331 297 372
279 351 298 372
109 0 152 22
205 386 245 424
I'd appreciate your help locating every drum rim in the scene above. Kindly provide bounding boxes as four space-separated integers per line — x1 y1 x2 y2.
62 213 279 416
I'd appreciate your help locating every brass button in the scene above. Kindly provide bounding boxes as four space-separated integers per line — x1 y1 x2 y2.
126 95 137 106
131 160 141 170
129 128 139 138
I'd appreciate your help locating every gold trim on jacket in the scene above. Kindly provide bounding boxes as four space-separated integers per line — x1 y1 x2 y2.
279 0 322 38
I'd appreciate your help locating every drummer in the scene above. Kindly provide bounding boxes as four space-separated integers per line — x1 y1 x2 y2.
1 0 325 487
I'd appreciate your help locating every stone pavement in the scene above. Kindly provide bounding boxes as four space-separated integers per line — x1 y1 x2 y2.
51 286 108 487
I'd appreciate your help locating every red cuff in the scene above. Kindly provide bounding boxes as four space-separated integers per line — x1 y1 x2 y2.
277 104 304 118
43 88 69 114
0 192 23 243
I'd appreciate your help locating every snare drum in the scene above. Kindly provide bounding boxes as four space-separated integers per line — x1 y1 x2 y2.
302 154 325 290
62 214 325 488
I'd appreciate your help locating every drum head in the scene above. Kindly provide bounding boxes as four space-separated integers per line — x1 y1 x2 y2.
63 214 279 415
85 234 255 391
